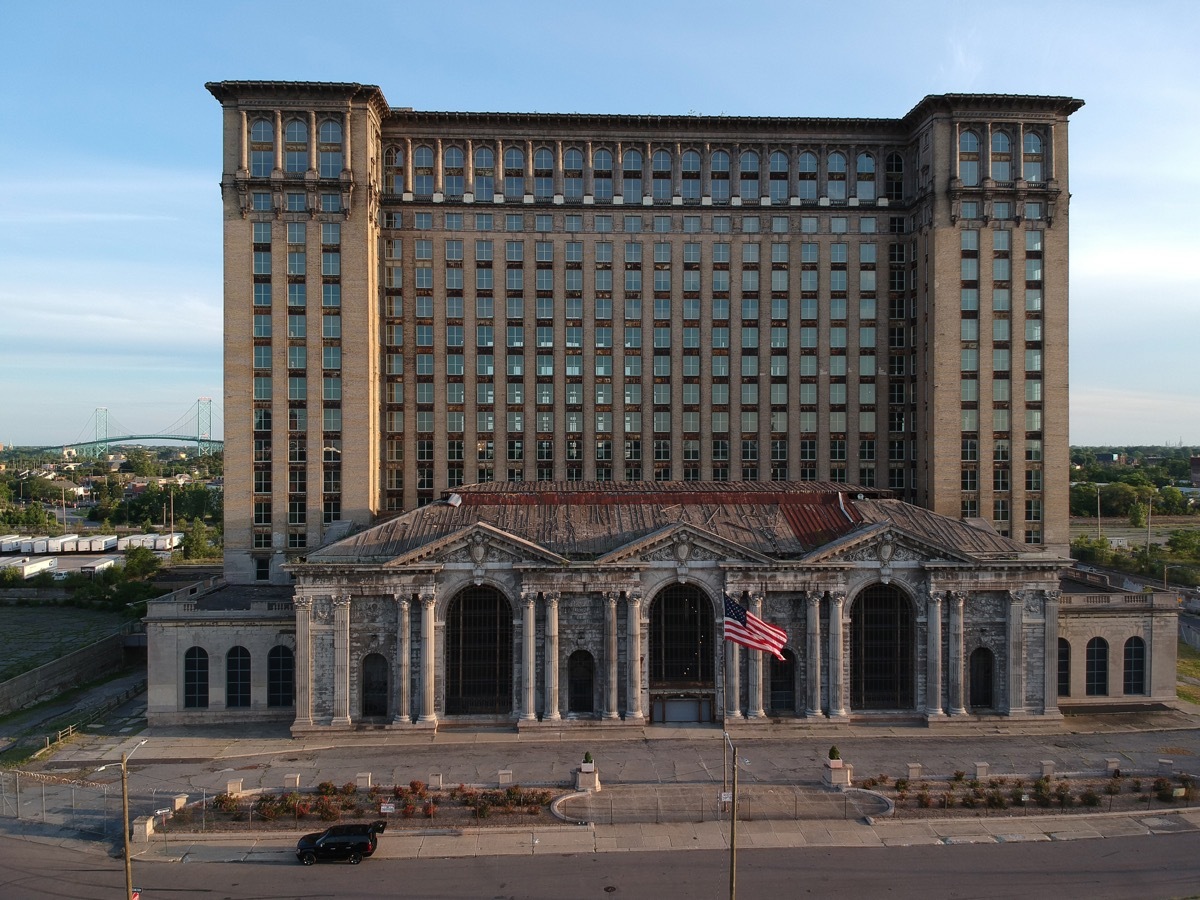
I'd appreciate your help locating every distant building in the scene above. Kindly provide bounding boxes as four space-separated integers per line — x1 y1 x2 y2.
1190 456 1200 487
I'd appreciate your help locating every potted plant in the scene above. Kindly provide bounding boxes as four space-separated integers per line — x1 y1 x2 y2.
581 751 595 773
827 746 843 768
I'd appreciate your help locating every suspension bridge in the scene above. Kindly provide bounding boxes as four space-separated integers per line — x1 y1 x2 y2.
26 399 224 456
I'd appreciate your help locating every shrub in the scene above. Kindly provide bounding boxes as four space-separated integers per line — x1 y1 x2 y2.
402 803 416 818
212 792 240 814
877 774 890 786
409 780 426 794
1009 786 1026 805
340 782 358 796
1081 786 1102 807
917 791 932 808
172 806 194 825
961 793 977 809
475 802 491 819
1131 779 1143 794
1104 780 1121 797
894 778 908 792
862 777 878 789
423 800 438 818
583 751 593 764
527 804 540 815
1054 782 1074 808
952 771 966 783
392 785 407 800
316 781 338 797
941 791 956 809
316 797 340 822
986 789 1007 810
828 746 840 761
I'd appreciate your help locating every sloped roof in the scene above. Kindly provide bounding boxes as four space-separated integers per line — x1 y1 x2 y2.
304 482 1046 567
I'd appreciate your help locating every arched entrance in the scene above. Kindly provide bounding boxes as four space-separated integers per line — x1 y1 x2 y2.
361 652 389 718
567 650 595 715
850 585 915 710
969 647 995 708
648 584 715 723
769 648 797 715
445 586 513 715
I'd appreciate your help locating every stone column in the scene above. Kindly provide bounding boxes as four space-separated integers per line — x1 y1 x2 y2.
392 594 411 725
747 594 766 718
626 591 644 722
544 592 561 721
724 638 742 720
292 597 313 727
521 591 538 721
1007 591 1026 714
418 592 438 725
308 110 318 172
805 592 822 717
828 592 847 719
434 137 444 194
404 137 413 195
1043 590 1061 715
238 110 249 172
331 595 351 726
603 592 620 719
948 591 967 715
926 589 945 718
465 138 475 196
342 108 351 174
273 110 283 172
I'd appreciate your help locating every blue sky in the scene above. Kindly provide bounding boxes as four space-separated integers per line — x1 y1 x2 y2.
1 0 1196 447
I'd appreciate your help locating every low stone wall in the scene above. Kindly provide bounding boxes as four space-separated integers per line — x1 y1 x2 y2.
0 632 126 715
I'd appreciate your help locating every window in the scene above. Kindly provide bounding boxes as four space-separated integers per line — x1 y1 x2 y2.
739 150 760 199
1058 639 1071 698
184 647 209 708
226 646 251 708
855 153 875 201
1085 637 1108 696
652 149 672 201
1023 132 1044 181
991 132 1012 181
1123 637 1146 695
959 130 980 186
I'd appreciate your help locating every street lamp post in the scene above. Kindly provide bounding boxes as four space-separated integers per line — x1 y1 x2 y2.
1164 564 1189 591
97 739 147 900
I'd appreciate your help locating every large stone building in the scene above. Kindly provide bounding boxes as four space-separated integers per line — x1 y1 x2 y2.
207 83 1083 584
145 482 1177 730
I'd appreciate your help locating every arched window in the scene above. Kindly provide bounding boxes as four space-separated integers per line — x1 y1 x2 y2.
991 132 1012 182
856 152 876 201
319 120 341 144
504 147 525 197
443 146 465 197
681 150 701 201
1085 637 1108 696
268 645 295 707
445 586 513 715
383 146 404 195
1023 132 1044 181
652 149 673 201
827 151 847 200
885 152 904 202
1123 637 1146 695
593 149 613 201
797 151 817 201
184 646 208 709
768 151 790 204
622 149 643 199
959 130 981 186
413 146 434 196
250 119 274 178
533 147 554 199
284 119 308 173
474 146 494 201
1057 637 1071 698
739 150 760 199
710 150 730 202
226 646 251 708
563 148 584 199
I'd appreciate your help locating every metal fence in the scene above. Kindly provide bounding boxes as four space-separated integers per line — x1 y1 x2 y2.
0 769 120 837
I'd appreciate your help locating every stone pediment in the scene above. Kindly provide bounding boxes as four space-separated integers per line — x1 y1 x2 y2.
382 522 569 570
805 523 973 568
594 522 772 568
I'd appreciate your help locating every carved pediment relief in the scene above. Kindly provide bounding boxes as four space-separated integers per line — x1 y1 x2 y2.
383 521 569 570
596 522 770 568
810 526 971 568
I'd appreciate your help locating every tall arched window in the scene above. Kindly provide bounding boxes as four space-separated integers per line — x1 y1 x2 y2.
226 646 251 708
622 149 643 199
1085 637 1109 696
991 132 1012 182
284 120 308 173
710 150 731 202
413 146 434 196
1057 637 1071 698
652 149 673 201
503 147 525 197
826 151 847 200
1123 637 1146 695
563 148 584 199
383 146 404 195
768 151 790 204
250 119 274 178
443 146 465 197
797 150 817 201
474 146 494 201
856 153 876 201
268 645 295 707
1023 132 1044 181
959 131 981 186
317 119 342 177
739 150 760 199
184 646 209 709
533 147 555 199
885 152 904 202
681 150 701 201
593 148 613 201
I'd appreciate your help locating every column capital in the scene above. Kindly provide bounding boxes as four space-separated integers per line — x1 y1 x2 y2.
604 590 619 606
420 592 436 610
951 590 968 606
805 590 821 608
627 590 642 606
749 592 765 609
831 590 847 607
294 597 313 611
544 591 560 608
332 594 352 609
927 590 943 610
522 590 537 608
393 593 410 611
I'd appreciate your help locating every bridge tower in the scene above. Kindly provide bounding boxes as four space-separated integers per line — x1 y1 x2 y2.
197 397 213 457
94 407 109 456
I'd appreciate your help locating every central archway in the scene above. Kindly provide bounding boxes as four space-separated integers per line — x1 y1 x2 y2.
850 584 915 710
445 586 513 715
361 652 389 718
648 584 715 723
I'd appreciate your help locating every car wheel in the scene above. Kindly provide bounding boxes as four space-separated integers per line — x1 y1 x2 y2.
348 850 363 865
300 851 316 866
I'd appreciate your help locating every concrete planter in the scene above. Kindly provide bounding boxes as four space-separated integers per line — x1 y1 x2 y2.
822 759 853 788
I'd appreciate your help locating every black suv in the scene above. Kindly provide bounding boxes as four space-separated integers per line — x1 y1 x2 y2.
295 820 387 865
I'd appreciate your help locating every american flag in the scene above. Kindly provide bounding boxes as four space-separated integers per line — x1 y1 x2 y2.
723 594 788 660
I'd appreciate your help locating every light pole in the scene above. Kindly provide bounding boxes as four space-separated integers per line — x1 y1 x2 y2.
1164 564 1190 591
722 732 749 900
97 739 147 900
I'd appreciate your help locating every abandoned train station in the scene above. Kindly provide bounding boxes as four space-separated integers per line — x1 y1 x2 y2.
145 482 1178 731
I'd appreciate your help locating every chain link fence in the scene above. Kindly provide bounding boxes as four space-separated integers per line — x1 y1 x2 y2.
0 769 120 837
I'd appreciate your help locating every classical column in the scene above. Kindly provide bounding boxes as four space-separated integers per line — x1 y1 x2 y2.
418 592 438 725
948 591 967 715
724 638 742 720
273 110 283 172
521 591 538 721
434 137 444 194
925 589 945 719
292 597 313 727
544 592 561 721
747 594 766 719
1007 591 1026 715
331 595 352 726
308 110 318 172
238 110 249 173
827 592 847 718
342 108 351 174
603 592 620 719
1042 590 1061 715
404 137 414 195
392 594 411 725
626 591 644 722
805 592 822 717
